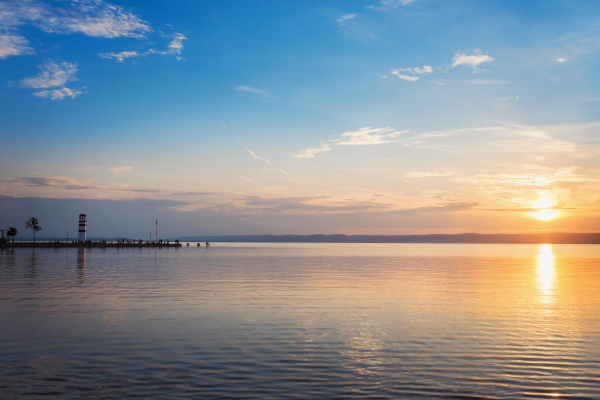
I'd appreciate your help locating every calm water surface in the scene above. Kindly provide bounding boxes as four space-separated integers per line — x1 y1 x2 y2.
1 243 599 399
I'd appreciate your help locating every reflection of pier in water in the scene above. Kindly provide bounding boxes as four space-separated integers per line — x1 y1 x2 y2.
77 247 86 283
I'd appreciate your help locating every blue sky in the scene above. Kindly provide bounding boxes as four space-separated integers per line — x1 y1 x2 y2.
1 0 600 238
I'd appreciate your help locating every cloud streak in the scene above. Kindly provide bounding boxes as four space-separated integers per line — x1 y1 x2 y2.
0 33 33 58
0 0 151 43
21 61 78 88
293 127 408 158
368 0 415 11
338 13 357 24
34 87 83 100
109 166 134 173
404 172 455 178
99 33 187 62
391 69 419 81
338 126 405 145
167 33 187 55
236 86 269 96
292 142 332 159
99 50 139 62
451 49 494 70
240 143 271 164
7 176 159 193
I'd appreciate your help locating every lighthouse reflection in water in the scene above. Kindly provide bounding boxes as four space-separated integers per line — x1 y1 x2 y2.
77 247 86 282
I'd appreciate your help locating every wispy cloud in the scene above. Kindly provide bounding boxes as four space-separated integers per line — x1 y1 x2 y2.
338 126 406 145
109 166 134 173
167 33 187 55
404 172 455 178
0 34 33 58
453 174 555 187
99 50 139 62
391 69 419 81
451 49 494 70
276 168 288 174
556 58 566 62
243 195 392 214
403 122 599 158
336 0 415 40
338 13 357 24
34 87 83 100
368 0 415 11
0 0 151 43
99 33 187 62
443 79 508 85
7 176 159 193
399 65 433 75
172 191 217 196
293 127 408 158
21 61 78 88
292 142 332 159
236 86 270 96
390 65 432 81
239 142 271 164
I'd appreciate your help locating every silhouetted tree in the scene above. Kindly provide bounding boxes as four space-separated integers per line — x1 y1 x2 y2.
6 226 18 244
25 217 42 244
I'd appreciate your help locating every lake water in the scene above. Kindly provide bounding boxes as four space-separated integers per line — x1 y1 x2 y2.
1 243 599 399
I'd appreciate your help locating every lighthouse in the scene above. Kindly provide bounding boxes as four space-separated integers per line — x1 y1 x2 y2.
78 214 87 241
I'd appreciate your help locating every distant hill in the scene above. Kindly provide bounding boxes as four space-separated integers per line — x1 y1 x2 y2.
180 233 600 244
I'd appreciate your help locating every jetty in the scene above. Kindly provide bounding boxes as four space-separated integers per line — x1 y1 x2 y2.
0 241 182 249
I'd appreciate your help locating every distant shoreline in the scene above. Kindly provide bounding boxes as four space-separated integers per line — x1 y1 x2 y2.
181 233 600 244
7 233 600 244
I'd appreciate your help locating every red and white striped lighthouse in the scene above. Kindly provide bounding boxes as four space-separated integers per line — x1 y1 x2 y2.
78 214 87 241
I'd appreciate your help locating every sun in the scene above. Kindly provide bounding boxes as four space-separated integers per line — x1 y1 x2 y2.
530 193 559 221
531 209 559 221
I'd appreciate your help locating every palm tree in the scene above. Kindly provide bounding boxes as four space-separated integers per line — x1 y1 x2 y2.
25 217 42 244
6 226 18 244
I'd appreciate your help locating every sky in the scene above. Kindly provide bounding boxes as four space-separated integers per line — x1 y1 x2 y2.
1 0 600 238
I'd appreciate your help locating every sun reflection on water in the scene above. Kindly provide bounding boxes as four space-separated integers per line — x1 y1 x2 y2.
537 244 555 303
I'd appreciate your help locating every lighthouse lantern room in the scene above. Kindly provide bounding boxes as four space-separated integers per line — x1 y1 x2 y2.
78 214 87 241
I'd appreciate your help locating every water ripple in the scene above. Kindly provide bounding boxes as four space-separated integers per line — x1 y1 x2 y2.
1 244 600 399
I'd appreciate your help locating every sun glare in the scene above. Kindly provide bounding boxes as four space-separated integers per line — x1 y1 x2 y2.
531 209 559 221
530 193 559 221
537 244 555 303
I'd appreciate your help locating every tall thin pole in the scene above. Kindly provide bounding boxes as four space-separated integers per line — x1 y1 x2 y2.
156 220 158 243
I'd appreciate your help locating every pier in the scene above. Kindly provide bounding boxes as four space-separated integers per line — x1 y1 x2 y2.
0 242 182 249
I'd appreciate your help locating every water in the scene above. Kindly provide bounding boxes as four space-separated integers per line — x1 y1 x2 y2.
1 243 599 399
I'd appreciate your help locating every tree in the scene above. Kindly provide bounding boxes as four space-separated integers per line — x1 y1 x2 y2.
25 217 42 244
6 226 18 244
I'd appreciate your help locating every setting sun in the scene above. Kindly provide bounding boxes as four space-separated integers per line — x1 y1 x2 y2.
531 194 560 221
531 209 559 221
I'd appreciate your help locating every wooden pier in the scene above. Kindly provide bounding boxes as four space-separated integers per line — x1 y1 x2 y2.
0 242 182 249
